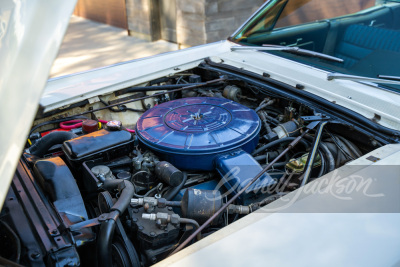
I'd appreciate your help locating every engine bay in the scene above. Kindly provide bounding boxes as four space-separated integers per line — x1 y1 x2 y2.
0 64 392 266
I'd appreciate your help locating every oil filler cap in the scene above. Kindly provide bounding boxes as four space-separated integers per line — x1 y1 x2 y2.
136 97 261 170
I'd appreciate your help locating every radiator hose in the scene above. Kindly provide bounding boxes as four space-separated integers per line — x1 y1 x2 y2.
28 131 77 158
97 220 116 267
97 180 136 267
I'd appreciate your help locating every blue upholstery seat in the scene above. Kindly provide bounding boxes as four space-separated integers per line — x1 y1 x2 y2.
335 24 400 68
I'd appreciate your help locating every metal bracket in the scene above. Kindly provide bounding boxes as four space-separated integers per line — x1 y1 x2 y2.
300 115 330 130
300 115 330 122
70 210 119 231
300 120 329 187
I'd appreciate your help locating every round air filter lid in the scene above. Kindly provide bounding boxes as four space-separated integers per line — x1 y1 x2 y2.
136 97 260 155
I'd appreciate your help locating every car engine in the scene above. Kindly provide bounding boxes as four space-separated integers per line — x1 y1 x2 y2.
0 65 390 266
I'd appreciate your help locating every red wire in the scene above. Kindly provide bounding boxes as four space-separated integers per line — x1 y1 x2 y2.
60 119 135 133
59 120 83 129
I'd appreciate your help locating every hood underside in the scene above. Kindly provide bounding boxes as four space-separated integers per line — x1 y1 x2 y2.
0 0 77 208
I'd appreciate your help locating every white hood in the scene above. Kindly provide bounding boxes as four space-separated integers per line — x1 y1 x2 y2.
0 0 77 208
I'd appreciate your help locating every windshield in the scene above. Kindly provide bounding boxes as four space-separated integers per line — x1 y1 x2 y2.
231 0 400 90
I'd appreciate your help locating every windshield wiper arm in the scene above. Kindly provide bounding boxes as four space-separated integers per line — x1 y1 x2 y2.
231 44 344 63
378 75 400 81
327 73 400 85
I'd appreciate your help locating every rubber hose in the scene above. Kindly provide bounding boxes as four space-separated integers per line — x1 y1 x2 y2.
265 115 280 126
254 151 280 162
144 186 159 197
29 115 88 136
254 104 266 113
29 131 77 157
271 161 287 168
337 136 362 158
316 151 326 178
257 111 272 133
336 147 345 166
331 136 355 161
320 142 335 172
163 172 188 201
97 180 135 267
254 155 267 161
263 106 283 115
261 161 289 169
97 219 116 267
103 180 135 214
252 137 309 156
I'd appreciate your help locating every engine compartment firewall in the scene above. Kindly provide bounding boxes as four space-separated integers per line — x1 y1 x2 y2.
136 97 261 170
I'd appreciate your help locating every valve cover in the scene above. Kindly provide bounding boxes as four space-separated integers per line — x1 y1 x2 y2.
136 97 261 170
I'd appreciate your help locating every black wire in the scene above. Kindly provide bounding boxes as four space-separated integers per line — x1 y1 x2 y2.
252 137 310 156
337 136 362 158
125 107 145 112
262 106 284 115
99 99 144 113
264 115 280 126
144 186 160 197
29 115 89 135
326 130 355 160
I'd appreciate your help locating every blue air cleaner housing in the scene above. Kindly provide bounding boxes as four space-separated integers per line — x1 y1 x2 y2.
136 97 261 171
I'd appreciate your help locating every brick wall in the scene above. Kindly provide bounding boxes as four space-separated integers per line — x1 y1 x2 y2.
176 0 207 46
204 0 264 43
126 0 264 46
177 0 264 47
125 0 154 41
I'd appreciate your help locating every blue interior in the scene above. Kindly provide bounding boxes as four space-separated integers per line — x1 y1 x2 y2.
335 24 400 68
238 3 400 86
